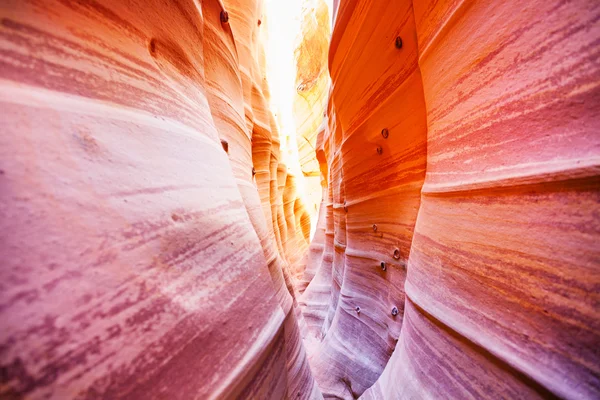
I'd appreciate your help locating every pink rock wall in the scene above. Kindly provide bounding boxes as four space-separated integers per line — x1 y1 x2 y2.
303 0 600 398
1 0 599 398
0 0 318 398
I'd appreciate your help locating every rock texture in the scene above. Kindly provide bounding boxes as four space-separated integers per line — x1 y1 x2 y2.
302 0 600 399
302 1 427 395
1 0 599 399
0 0 318 398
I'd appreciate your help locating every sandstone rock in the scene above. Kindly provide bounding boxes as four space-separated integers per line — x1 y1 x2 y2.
0 0 318 398
304 0 600 398
1 0 598 399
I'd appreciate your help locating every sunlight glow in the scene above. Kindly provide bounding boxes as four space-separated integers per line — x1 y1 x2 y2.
263 0 333 233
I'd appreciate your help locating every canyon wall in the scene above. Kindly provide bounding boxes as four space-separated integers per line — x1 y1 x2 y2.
0 0 318 398
302 0 600 399
1 0 599 399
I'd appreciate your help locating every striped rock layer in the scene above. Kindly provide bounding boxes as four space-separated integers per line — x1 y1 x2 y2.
301 0 600 399
0 0 317 398
1 0 599 399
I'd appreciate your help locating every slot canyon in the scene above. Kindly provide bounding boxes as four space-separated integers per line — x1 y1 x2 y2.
0 0 599 398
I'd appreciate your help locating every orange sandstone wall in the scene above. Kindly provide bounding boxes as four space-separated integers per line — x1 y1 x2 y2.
302 1 427 396
1 0 599 398
303 0 600 399
0 0 319 398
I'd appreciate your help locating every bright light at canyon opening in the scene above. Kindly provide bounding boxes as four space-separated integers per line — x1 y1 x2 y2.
264 0 333 231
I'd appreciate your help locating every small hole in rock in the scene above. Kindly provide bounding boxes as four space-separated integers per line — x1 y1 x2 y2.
148 38 156 54
395 36 403 49
220 10 229 24
171 213 182 222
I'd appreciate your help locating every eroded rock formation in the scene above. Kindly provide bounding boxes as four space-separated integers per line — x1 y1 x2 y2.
1 0 599 399
0 0 317 398
302 0 600 399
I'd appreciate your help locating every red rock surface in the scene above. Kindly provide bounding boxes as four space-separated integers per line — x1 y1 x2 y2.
1 0 599 399
302 0 600 398
0 0 317 398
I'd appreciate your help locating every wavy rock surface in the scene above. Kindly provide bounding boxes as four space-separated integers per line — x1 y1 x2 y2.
0 0 319 398
1 0 599 399
303 0 600 399
302 1 427 396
